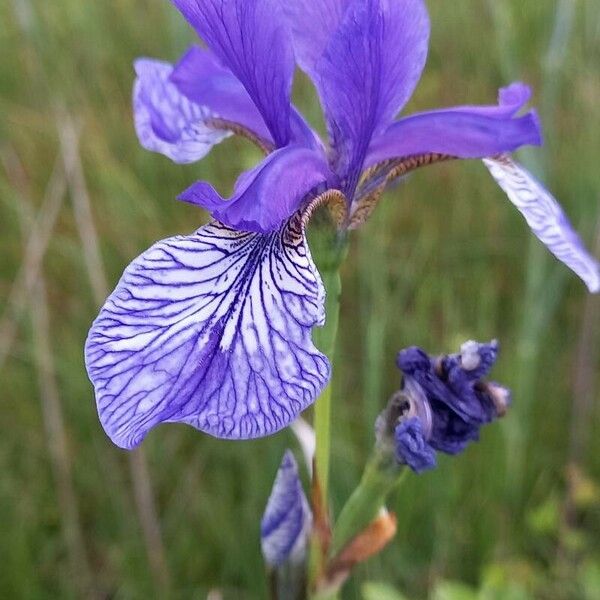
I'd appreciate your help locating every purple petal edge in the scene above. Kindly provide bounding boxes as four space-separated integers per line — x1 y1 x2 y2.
281 0 349 75
172 0 295 147
169 46 273 143
484 156 600 293
365 83 542 167
179 146 333 233
133 58 230 164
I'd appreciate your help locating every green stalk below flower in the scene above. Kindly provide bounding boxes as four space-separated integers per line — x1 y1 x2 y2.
310 225 348 501
332 452 407 556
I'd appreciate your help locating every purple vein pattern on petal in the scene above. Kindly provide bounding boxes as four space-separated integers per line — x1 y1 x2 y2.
85 215 330 449
261 450 312 567
172 0 294 147
179 145 333 234
314 0 429 192
170 46 273 143
365 83 542 167
484 155 600 293
281 0 349 75
133 58 230 163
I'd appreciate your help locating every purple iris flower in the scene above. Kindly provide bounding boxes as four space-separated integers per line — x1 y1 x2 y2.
261 450 312 567
379 340 511 474
85 0 599 450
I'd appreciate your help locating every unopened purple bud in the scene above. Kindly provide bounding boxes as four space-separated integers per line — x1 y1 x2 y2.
261 451 312 568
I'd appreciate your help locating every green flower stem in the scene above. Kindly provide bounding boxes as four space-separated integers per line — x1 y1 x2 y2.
312 274 341 499
332 451 407 556
307 226 347 599
311 230 347 500
268 561 307 600
311 587 340 600
314 383 333 499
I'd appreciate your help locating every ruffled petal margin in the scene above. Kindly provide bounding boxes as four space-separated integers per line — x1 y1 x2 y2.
85 211 330 449
484 155 600 293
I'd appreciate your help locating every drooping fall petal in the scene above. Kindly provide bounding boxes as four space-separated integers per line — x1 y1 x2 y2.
484 155 600 293
85 214 329 448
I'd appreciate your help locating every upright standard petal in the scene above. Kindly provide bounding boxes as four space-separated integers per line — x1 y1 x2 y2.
484 155 600 293
365 83 542 168
313 0 430 193
85 213 330 449
281 0 349 75
169 46 274 145
133 58 230 163
172 47 323 151
261 451 312 567
172 0 295 147
179 145 333 233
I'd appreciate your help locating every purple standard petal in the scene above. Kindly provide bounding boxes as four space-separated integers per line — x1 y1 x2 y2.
314 0 429 193
365 83 542 167
173 0 295 147
171 46 321 150
261 451 312 567
169 46 274 144
85 214 330 449
133 58 230 163
484 155 600 293
281 0 349 75
179 145 333 233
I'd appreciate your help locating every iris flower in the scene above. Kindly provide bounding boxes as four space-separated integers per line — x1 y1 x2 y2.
85 0 599 449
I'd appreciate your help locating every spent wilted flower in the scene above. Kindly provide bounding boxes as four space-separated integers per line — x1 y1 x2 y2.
377 340 510 473
85 0 598 449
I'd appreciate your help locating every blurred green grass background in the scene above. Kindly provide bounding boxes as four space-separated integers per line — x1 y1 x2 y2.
1 0 600 598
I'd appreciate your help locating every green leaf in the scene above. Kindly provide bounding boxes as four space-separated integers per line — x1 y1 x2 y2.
431 581 478 600
362 581 409 600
